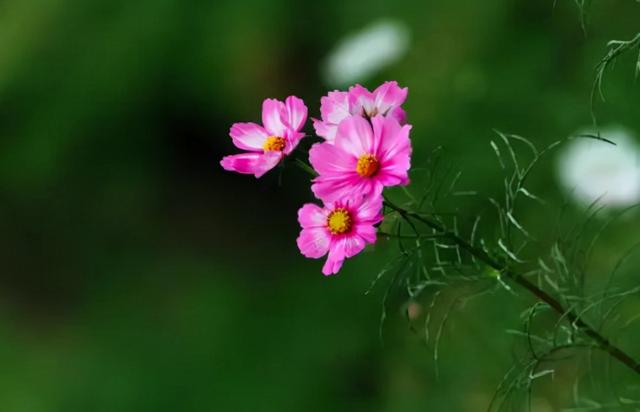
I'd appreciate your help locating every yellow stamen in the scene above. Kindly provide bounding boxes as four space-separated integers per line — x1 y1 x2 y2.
356 154 379 177
327 208 352 235
263 136 286 152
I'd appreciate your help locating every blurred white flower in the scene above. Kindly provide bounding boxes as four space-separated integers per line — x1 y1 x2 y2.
322 19 410 87
557 126 640 207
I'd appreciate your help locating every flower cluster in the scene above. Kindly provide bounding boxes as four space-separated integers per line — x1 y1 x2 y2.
221 81 412 275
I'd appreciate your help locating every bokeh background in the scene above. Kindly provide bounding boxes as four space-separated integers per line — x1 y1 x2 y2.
1 0 640 410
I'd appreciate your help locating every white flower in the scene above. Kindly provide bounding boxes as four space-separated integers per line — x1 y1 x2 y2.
322 20 410 87
557 126 640 207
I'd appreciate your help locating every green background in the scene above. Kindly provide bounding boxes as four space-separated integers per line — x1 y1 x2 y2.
0 0 639 410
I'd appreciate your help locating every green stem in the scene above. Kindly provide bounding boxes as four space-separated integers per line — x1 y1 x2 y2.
383 196 640 376
293 158 318 177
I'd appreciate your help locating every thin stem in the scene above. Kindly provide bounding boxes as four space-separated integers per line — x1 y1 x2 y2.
383 196 640 375
378 231 446 240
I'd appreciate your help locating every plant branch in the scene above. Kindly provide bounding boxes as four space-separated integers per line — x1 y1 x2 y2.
382 196 640 376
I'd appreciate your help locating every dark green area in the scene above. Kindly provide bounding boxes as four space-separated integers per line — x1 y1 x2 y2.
0 0 639 410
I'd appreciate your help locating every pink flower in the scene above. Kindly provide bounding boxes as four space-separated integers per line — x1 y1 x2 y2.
309 115 412 202
296 194 383 275
221 96 308 178
312 81 407 143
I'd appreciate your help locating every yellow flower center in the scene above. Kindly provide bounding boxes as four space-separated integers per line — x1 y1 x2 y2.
263 136 286 152
327 208 352 235
356 154 379 177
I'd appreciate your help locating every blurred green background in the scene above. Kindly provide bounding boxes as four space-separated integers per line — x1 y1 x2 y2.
1 0 640 410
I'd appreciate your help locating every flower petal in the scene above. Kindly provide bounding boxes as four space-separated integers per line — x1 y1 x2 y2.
340 235 366 258
309 141 357 175
320 91 351 124
311 174 377 203
283 130 305 155
348 84 375 115
262 98 287 137
220 153 264 175
254 151 283 178
378 120 412 164
377 163 410 186
370 115 401 155
284 96 308 132
373 81 408 115
229 122 269 151
321 235 366 275
353 193 383 224
313 118 338 142
389 106 407 125
298 203 329 228
334 115 374 157
220 151 282 178
297 227 331 259
322 241 346 275
355 225 377 244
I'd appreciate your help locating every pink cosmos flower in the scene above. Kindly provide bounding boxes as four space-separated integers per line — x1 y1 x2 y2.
220 96 308 178
312 81 408 143
309 114 412 202
297 194 383 275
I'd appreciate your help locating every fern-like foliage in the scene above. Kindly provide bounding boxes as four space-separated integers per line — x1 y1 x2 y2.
591 33 640 123
372 131 640 410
